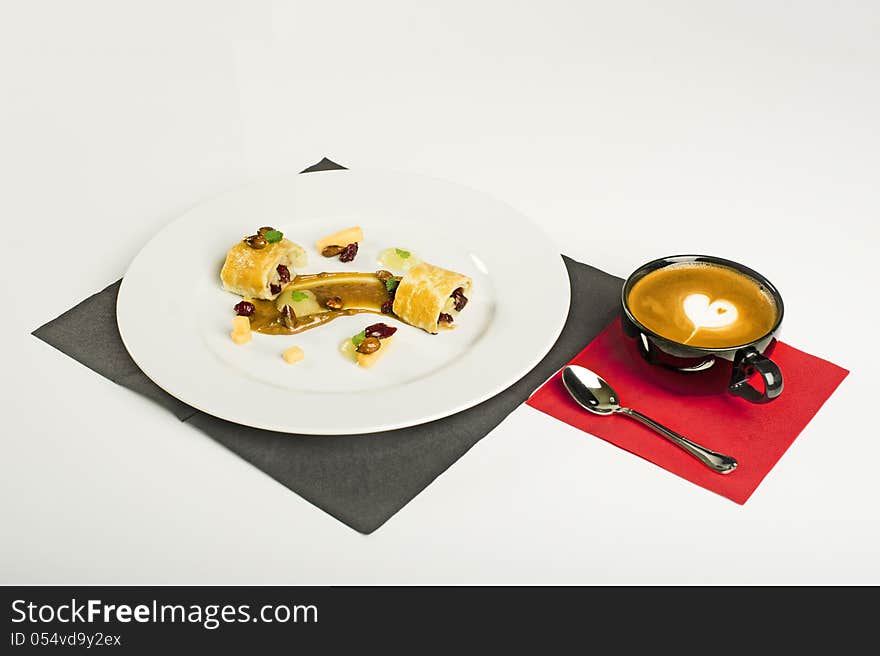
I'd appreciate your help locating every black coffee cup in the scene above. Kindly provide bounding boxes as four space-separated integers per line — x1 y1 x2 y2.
621 255 784 403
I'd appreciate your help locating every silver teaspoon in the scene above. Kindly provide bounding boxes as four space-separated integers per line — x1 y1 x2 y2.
561 365 738 474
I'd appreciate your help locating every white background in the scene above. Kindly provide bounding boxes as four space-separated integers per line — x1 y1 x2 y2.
1 1 878 584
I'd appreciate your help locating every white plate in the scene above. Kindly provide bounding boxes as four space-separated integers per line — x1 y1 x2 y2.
117 169 570 434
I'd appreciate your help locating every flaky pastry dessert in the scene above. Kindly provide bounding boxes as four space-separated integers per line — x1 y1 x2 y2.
221 225 471 367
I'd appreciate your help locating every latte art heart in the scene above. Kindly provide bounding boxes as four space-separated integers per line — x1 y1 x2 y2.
682 293 738 332
627 262 778 348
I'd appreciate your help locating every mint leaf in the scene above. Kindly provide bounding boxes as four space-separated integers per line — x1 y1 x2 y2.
291 291 309 302
264 230 283 243
385 278 399 293
395 248 411 259
351 331 366 347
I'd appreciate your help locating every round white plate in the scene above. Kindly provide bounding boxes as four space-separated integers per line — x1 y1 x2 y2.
117 169 570 434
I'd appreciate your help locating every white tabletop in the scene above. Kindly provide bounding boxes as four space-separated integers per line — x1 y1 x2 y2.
1 1 877 584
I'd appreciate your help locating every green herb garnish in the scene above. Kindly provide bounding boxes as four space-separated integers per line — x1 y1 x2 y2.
291 291 309 302
351 331 366 348
385 278 399 293
263 230 283 243
395 248 411 259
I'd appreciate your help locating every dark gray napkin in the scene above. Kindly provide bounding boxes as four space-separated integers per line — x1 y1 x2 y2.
32 158 624 534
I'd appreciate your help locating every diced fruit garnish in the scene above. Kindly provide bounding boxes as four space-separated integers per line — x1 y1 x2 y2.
231 315 252 345
231 331 251 345
282 345 304 364
378 247 421 272
340 338 358 361
316 226 364 253
342 333 394 367
357 336 393 368
232 316 251 333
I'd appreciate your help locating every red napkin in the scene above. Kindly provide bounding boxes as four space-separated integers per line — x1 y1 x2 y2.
527 318 849 503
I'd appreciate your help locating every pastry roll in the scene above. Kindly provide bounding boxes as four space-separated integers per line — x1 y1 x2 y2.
393 262 472 334
221 238 308 300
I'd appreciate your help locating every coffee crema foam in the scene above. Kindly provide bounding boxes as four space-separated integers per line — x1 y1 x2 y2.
627 262 778 348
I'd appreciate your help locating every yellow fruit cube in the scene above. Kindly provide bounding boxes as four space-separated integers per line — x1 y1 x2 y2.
232 315 251 333
282 345 305 364
357 336 393 368
230 315 251 344
231 330 251 345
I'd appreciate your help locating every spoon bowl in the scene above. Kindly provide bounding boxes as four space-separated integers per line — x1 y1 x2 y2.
561 366 619 414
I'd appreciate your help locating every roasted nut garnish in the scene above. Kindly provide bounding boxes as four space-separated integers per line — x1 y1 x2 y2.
257 226 275 236
245 234 268 249
280 304 295 328
325 296 344 310
321 244 344 257
375 270 394 283
356 336 381 354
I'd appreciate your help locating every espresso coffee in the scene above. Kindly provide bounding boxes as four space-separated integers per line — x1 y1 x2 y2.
626 262 779 348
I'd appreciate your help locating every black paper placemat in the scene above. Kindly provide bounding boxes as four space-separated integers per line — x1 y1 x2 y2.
32 159 624 533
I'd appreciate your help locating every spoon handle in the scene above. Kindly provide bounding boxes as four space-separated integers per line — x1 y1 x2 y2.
618 408 738 474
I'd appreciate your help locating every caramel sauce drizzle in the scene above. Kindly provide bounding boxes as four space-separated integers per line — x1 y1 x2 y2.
249 272 391 335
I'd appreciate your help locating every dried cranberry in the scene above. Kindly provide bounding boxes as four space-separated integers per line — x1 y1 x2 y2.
270 283 282 295
452 287 468 312
276 264 291 283
233 301 255 317
438 313 453 324
364 322 397 339
380 300 394 314
338 242 359 263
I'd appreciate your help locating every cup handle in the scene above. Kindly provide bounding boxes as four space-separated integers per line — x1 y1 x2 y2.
729 346 783 403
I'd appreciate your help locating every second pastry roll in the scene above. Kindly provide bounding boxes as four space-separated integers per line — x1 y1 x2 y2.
392 262 472 334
